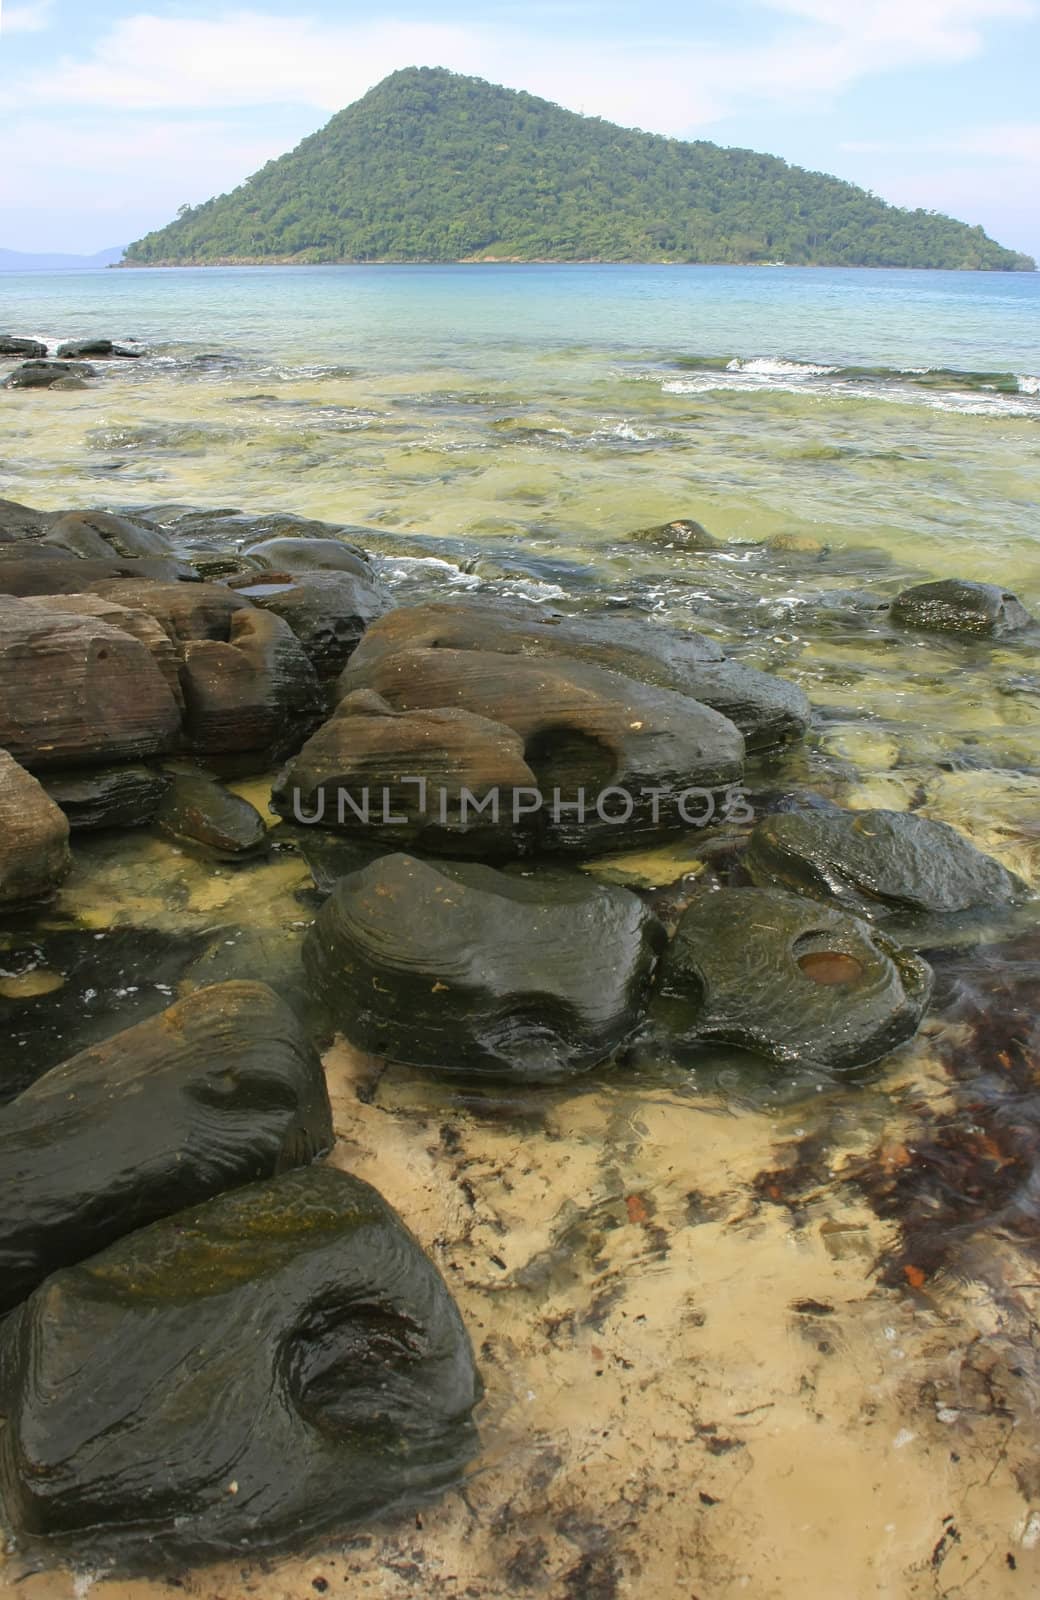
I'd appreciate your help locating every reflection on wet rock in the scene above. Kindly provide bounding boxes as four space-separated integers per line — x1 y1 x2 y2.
746 806 1026 920
0 750 70 906
0 980 332 1315
655 887 933 1069
304 852 665 1082
0 1166 481 1562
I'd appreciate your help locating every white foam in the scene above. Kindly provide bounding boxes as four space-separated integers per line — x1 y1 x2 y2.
1017 374 1040 395
726 356 838 377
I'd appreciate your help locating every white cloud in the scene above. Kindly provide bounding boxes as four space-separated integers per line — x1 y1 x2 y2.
1 3 1035 133
1 0 54 33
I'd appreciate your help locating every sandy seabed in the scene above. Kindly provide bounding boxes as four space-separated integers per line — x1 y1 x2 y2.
6 1027 1039 1600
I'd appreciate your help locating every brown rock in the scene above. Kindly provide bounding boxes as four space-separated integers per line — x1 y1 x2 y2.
0 596 182 769
182 608 322 755
0 749 71 905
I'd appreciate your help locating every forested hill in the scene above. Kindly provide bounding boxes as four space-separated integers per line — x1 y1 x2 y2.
124 68 1035 270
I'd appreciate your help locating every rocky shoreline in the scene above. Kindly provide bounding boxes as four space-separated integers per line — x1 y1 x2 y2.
2 327 1040 1582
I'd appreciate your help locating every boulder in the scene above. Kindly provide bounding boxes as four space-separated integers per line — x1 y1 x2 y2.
235 571 388 680
3 360 94 389
0 596 182 769
181 608 323 756
890 579 1033 637
338 644 745 852
654 887 933 1070
157 770 268 855
0 981 332 1316
0 497 53 542
629 517 720 550
54 338 140 359
0 749 71 906
23 593 185 708
341 602 808 751
273 689 537 855
43 510 178 564
304 852 665 1082
746 807 1026 920
243 536 374 578
0 337 47 359
87 576 249 641
43 764 171 831
0 555 190 595
0 1167 480 1560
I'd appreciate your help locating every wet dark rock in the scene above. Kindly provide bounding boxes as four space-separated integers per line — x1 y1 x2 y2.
0 749 71 906
0 982 332 1317
157 769 268 855
654 887 933 1069
890 580 1034 637
42 764 171 831
181 608 323 756
0 1165 480 1561
304 852 665 1081
54 338 140 359
629 518 719 550
338 644 745 853
273 689 537 856
746 807 1026 920
238 570 388 680
0 555 191 594
0 337 47 359
0 596 182 769
342 602 808 751
0 497 54 542
44 509 178 564
244 536 374 579
3 361 95 389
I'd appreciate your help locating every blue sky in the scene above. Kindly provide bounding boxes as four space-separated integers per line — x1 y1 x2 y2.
1 0 1037 256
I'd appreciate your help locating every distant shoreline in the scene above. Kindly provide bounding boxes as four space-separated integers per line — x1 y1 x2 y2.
111 257 1037 272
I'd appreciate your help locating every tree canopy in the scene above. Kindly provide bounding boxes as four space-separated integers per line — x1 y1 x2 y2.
124 68 1035 271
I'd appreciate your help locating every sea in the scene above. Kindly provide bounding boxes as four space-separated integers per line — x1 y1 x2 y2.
3 263 1040 1598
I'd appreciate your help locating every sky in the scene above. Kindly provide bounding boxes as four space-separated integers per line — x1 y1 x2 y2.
0 0 1037 257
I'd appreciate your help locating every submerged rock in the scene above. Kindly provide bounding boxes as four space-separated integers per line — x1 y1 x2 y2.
0 1166 480 1561
0 749 71 906
3 360 94 389
42 764 171 831
157 769 268 855
0 982 332 1316
304 852 665 1081
654 887 933 1070
746 807 1026 920
0 595 182 769
890 579 1033 637
629 517 720 550
239 569 388 680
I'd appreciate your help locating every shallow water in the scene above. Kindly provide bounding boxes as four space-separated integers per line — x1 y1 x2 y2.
2 264 1040 1596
